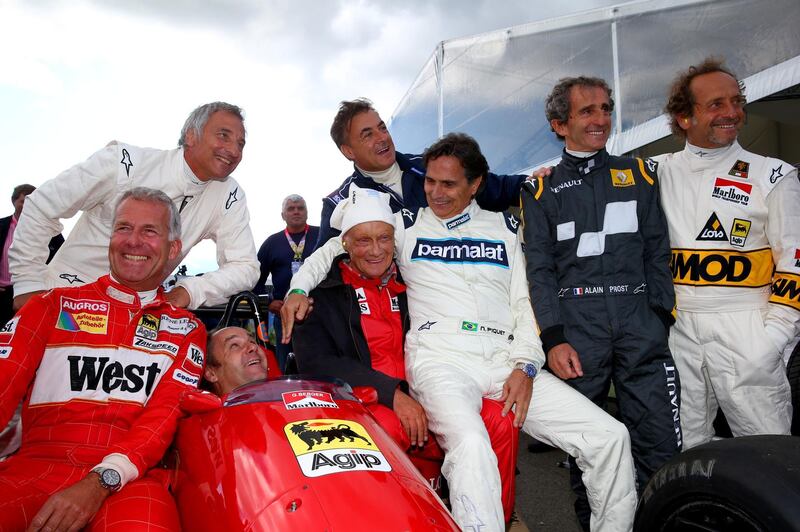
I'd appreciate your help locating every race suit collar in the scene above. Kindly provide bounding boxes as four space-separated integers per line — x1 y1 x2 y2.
682 140 740 171
181 150 209 193
559 148 609 176
100 274 166 308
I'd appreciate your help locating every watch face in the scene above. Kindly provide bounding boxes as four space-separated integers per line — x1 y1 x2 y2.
101 468 121 487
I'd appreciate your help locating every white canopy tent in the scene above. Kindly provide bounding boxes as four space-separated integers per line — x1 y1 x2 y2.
390 0 800 173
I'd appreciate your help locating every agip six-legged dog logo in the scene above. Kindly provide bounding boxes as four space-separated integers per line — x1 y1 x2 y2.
284 419 391 477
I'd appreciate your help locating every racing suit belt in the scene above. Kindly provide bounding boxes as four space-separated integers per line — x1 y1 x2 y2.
411 318 512 340
671 247 775 312
556 281 648 300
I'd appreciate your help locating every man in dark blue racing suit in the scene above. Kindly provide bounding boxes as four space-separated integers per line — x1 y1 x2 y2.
520 76 681 531
317 98 528 246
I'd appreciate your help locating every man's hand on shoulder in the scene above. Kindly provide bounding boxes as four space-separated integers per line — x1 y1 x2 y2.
13 291 44 312
527 166 554 182
28 474 110 532
393 389 428 447
547 343 583 380
165 286 191 308
280 292 313 343
501 369 534 428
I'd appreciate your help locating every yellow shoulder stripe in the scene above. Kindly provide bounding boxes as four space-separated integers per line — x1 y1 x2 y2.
637 158 654 186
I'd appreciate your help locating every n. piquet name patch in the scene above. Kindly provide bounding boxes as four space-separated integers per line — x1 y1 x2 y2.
411 238 509 268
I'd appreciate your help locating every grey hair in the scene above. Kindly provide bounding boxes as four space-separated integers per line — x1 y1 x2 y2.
178 102 245 147
114 187 181 240
545 76 614 141
281 194 306 212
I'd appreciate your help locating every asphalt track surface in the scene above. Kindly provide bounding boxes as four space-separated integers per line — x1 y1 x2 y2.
514 432 582 532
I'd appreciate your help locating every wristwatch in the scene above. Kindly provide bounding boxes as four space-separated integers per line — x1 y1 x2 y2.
515 362 538 379
91 467 122 492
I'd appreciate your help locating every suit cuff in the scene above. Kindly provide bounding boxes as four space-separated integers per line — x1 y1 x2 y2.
652 306 675 329
540 324 567 354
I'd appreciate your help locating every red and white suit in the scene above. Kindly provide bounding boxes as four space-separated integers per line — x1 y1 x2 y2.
0 275 206 530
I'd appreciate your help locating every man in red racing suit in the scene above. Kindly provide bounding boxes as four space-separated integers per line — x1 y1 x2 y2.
0 188 206 531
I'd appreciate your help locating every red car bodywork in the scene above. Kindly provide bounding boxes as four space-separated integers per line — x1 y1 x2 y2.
173 377 459 531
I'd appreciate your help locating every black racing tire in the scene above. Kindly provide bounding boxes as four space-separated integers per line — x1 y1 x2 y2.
634 435 800 532
788 342 800 436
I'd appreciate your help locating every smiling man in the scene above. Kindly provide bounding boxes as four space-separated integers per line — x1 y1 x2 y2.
520 76 680 531
203 326 269 396
10 101 259 310
0 187 206 531
655 58 800 448
316 98 529 246
285 133 637 532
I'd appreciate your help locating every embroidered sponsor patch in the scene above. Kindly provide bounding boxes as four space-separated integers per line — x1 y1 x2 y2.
284 419 390 477
610 168 635 187
390 296 400 312
0 346 11 358
671 247 773 287
729 218 751 248
550 179 582 194
728 160 749 178
411 238 509 268
57 297 109 335
769 165 784 184
282 391 338 410
445 212 470 230
135 314 160 340
132 337 179 355
696 213 728 241
172 369 199 387
159 315 197 335
771 272 800 311
187 343 204 369
29 346 172 406
0 316 20 336
711 177 751 206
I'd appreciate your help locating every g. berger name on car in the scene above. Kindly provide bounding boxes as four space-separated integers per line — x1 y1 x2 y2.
411 238 509 267
670 248 773 287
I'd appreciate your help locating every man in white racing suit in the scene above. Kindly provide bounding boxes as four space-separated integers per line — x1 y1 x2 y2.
10 101 259 310
284 133 636 532
656 58 800 448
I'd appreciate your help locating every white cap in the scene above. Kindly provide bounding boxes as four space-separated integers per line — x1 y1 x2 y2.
330 185 395 236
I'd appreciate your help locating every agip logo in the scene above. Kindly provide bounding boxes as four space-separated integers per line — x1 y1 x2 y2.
284 419 391 478
57 297 109 335
135 314 160 340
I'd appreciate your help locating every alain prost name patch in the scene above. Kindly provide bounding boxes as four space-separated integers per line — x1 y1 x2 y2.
411 238 509 268
285 419 391 477
57 297 109 335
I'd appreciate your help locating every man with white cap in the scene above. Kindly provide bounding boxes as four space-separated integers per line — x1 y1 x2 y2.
284 133 636 532
292 186 521 526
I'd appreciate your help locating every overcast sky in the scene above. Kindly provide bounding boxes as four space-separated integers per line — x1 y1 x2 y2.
0 0 622 274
